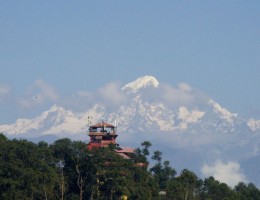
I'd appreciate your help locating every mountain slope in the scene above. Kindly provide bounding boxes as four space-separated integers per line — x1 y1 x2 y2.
1 75 259 147
1 75 260 187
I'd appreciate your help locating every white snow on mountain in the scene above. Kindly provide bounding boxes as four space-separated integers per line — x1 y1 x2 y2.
0 118 35 135
177 107 205 130
0 104 106 136
209 99 238 124
44 105 84 134
247 119 260 131
1 75 260 187
106 95 175 132
0 77 256 138
122 75 159 93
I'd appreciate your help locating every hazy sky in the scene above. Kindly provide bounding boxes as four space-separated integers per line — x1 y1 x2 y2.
0 1 259 122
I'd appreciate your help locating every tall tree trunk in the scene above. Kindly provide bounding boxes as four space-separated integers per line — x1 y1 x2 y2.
60 170 65 200
43 180 48 200
76 163 85 200
78 177 83 200
185 191 188 200
44 187 48 200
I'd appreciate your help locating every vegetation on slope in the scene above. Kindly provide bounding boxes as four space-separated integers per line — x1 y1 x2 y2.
1 133 260 200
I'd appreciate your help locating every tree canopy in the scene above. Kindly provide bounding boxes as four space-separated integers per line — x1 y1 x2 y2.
0 134 260 200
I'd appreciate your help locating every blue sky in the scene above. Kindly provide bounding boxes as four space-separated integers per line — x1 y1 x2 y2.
0 1 260 122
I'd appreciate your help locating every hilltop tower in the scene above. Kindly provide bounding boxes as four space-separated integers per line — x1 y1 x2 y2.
87 121 118 150
87 121 147 168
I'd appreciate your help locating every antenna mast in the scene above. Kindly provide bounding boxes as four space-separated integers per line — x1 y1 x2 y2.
87 116 92 128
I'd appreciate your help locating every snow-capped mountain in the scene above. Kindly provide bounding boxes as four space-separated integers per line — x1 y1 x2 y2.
0 104 105 138
1 75 259 142
1 75 260 187
122 75 159 93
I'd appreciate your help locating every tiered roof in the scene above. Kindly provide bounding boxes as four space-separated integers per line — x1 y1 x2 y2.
87 121 146 167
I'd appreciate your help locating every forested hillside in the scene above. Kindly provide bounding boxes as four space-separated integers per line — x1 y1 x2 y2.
1 133 260 200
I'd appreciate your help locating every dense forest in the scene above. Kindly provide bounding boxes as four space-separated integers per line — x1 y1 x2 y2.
1 133 260 200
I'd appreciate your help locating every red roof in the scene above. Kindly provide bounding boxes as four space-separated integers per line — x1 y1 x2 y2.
114 147 135 153
116 152 131 159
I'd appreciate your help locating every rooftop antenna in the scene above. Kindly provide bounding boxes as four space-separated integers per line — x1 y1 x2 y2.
86 116 92 142
101 118 105 131
87 116 92 128
114 120 117 130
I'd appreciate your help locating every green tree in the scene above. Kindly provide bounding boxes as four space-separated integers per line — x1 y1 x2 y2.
200 176 236 200
84 146 159 200
234 182 260 200
141 141 152 156
166 179 183 200
152 150 162 163
71 141 89 200
0 137 59 200
150 150 176 191
51 138 90 199
3 135 260 200
134 141 152 165
166 169 201 200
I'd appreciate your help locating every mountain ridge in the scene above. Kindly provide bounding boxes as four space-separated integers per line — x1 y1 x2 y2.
1 75 260 187
1 75 259 136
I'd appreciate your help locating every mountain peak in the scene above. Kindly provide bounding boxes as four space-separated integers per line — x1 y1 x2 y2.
208 99 238 124
122 75 159 93
49 104 65 112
